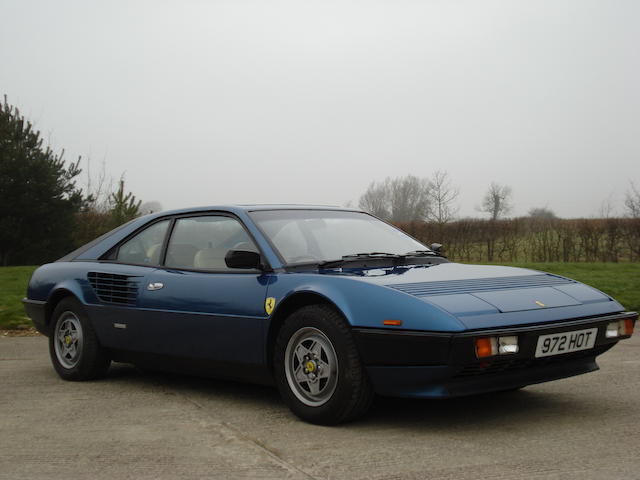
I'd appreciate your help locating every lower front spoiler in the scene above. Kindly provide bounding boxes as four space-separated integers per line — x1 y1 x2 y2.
22 298 48 335
366 354 600 399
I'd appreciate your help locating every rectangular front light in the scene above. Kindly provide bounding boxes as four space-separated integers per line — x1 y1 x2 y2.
475 337 498 358
606 319 635 338
498 336 519 354
606 321 620 338
475 336 518 358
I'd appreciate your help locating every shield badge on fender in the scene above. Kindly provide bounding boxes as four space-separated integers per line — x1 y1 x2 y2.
265 297 276 315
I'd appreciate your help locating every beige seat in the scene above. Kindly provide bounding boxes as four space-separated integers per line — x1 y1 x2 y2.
146 243 162 265
166 244 198 268
232 242 258 252
193 247 228 270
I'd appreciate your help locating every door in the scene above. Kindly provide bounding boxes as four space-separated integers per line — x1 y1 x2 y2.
135 215 271 368
86 218 172 350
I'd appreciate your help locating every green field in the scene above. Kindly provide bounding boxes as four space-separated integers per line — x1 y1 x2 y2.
504 262 639 313
1 266 38 329
0 263 638 330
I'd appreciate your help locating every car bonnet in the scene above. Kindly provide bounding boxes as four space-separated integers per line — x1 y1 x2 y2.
337 263 620 328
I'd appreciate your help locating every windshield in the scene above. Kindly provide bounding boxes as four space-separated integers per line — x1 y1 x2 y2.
249 210 428 265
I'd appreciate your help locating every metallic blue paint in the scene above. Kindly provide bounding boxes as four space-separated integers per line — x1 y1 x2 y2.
264 272 466 332
24 205 635 398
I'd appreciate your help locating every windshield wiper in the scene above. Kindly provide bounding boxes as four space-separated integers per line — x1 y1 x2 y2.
318 252 403 269
404 250 438 257
317 250 445 269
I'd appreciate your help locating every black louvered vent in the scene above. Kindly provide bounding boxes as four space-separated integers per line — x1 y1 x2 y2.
87 272 141 306
387 274 575 297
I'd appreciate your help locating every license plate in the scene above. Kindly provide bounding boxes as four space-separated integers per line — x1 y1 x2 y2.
534 328 598 358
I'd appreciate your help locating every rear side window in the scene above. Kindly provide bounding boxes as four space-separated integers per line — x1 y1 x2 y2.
116 220 171 265
165 216 257 270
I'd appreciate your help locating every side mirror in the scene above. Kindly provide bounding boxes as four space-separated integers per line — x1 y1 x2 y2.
225 250 262 269
430 243 443 254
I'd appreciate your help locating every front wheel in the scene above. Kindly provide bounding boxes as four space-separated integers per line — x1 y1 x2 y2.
274 304 374 425
49 297 111 381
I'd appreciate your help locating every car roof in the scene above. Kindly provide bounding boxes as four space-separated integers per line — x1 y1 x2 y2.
149 204 362 216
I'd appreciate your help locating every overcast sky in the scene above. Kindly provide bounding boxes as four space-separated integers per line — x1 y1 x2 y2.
1 0 638 218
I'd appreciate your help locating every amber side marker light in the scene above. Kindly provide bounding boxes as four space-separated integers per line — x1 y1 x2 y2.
383 319 403 326
625 319 635 336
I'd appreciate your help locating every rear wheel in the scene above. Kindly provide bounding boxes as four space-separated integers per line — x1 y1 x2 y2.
274 304 374 425
49 298 111 381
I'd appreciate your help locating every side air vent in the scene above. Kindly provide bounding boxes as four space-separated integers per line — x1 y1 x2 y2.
87 272 141 306
387 274 575 297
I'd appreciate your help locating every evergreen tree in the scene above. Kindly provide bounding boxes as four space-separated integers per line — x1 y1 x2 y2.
108 178 141 228
0 96 83 265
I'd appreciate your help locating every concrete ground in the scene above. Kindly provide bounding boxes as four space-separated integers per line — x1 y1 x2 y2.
1 335 639 480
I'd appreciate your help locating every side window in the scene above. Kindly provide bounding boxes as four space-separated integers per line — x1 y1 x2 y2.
116 220 171 265
165 216 258 270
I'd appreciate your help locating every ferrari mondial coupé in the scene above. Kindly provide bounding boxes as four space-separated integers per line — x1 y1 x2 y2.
24 205 637 424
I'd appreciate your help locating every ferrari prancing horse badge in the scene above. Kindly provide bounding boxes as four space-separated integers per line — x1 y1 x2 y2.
265 297 276 315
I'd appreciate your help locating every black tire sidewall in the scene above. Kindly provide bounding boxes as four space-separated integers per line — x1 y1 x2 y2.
48 297 108 381
274 305 370 424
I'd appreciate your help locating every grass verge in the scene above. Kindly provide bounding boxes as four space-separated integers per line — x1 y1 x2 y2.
502 262 639 312
0 266 37 330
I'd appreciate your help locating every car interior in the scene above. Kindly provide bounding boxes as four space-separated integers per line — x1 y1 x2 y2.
115 216 258 270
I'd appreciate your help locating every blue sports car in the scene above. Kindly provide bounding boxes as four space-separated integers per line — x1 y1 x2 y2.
23 205 637 424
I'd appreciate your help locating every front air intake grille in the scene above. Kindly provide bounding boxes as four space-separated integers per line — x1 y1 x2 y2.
387 274 574 297
87 272 141 306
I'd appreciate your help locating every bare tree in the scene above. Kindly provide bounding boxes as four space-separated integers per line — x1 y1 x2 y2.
625 182 640 218
82 159 113 213
359 175 432 222
598 193 617 219
359 180 391 220
479 182 513 220
427 170 459 224
139 201 163 215
388 175 431 222
528 207 557 219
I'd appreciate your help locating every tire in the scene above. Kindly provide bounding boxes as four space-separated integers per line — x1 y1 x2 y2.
274 304 374 425
49 297 111 381
499 387 524 393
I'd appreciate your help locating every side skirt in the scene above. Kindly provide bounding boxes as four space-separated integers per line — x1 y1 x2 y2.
108 349 275 386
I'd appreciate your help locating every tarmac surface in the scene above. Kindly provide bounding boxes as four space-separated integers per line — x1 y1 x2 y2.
1 335 639 479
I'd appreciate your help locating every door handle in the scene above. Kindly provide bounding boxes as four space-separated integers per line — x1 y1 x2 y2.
147 282 164 291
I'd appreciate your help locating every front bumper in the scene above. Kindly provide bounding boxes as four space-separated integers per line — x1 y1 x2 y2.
22 298 48 335
352 311 637 398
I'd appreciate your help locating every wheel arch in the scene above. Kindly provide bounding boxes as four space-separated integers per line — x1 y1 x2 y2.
45 288 82 330
266 291 348 371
